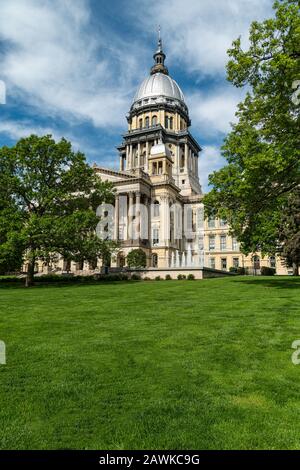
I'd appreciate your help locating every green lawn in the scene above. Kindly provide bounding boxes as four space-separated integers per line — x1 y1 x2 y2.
0 276 300 450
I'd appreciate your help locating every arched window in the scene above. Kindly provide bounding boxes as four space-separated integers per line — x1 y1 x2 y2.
169 117 173 129
153 200 160 217
139 118 143 129
152 253 158 267
145 116 149 128
165 116 169 128
152 115 157 126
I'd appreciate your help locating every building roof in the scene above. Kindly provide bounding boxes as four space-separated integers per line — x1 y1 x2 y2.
133 73 185 104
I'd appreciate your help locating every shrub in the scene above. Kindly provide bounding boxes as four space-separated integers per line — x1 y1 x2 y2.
131 273 141 281
126 249 146 268
143 277 151 281
187 274 195 280
229 267 238 273
260 266 276 276
177 274 186 280
165 274 172 280
155 276 162 281
237 267 246 275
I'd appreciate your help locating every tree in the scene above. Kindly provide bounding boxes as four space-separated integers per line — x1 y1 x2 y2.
126 249 147 268
204 0 300 272
278 188 300 275
0 135 116 286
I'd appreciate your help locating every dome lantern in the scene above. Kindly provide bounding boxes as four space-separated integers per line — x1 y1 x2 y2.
151 26 168 76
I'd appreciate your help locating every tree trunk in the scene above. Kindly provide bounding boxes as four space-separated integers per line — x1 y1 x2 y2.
25 258 35 287
292 263 299 276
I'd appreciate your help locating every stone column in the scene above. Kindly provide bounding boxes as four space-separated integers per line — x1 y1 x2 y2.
129 144 133 169
128 192 134 240
136 192 141 240
184 143 188 173
126 145 129 170
145 141 149 172
114 194 119 240
160 195 170 247
137 142 141 168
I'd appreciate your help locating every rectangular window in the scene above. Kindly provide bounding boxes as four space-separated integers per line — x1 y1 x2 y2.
232 238 239 251
208 216 215 228
209 257 216 269
221 258 227 270
209 236 215 251
219 219 227 227
152 228 159 246
233 257 239 268
220 235 227 251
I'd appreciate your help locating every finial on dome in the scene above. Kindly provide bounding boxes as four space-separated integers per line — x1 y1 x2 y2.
151 27 168 75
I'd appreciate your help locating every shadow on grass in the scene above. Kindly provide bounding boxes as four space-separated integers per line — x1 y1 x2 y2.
233 276 300 290
0 280 144 290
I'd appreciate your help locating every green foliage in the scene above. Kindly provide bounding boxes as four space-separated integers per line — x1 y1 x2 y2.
187 274 195 280
126 249 147 268
0 135 116 286
131 273 142 281
177 274 187 280
155 276 162 281
261 267 276 276
204 0 300 271
278 188 300 275
165 274 172 280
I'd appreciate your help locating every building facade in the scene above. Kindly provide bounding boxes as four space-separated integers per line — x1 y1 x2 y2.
93 37 287 275
35 37 288 276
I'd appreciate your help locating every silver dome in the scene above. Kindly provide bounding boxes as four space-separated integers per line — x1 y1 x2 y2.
134 73 185 103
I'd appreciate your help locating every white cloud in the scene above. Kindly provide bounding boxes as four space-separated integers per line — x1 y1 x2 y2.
199 145 226 192
0 0 142 128
187 86 244 137
134 0 273 76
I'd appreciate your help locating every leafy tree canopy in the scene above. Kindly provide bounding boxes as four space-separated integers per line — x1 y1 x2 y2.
126 249 147 268
204 0 300 271
0 135 116 285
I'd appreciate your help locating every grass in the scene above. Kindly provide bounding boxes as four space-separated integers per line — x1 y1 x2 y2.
0 276 300 450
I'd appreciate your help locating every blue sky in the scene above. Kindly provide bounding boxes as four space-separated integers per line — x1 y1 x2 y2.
0 0 274 191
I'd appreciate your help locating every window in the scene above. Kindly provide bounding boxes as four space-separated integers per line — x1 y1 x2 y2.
152 115 157 126
233 257 239 268
152 253 158 267
232 237 239 251
209 257 215 269
152 228 159 246
182 180 185 185
269 256 276 268
208 216 215 228
139 118 143 129
219 219 227 227
153 201 160 217
220 235 227 251
158 161 163 174
209 235 215 251
253 255 260 270
169 117 173 129
221 258 227 270
145 116 149 128
165 116 169 128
